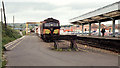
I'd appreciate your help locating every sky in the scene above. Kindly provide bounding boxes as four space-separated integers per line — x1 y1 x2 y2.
0 0 120 25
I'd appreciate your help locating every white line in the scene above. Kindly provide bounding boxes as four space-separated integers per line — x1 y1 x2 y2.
10 37 25 50
5 37 23 46
5 36 25 48
6 39 21 48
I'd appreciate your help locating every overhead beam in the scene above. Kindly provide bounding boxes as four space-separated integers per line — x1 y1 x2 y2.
99 15 114 20
26 22 42 24
77 20 89 24
76 20 85 24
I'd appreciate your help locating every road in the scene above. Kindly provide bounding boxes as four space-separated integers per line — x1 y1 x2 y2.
5 34 118 66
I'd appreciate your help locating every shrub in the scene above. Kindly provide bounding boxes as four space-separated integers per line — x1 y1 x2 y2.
22 30 26 35
2 24 22 46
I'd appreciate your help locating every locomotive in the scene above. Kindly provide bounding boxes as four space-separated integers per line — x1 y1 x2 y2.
40 18 60 41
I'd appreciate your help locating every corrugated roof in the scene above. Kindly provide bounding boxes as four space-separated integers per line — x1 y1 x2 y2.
70 1 120 25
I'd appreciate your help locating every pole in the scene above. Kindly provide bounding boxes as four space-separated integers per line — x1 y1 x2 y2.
98 21 101 36
112 19 115 37
82 24 84 36
0 9 2 68
0 22 2 68
13 16 14 29
1 8 3 24
89 23 91 36
26 24 28 35
2 1 7 28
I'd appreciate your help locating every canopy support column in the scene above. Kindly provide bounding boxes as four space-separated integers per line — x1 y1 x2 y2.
112 19 115 37
98 21 101 36
89 23 91 36
82 24 84 36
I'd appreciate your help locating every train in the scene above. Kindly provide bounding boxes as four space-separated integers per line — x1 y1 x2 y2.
40 18 60 41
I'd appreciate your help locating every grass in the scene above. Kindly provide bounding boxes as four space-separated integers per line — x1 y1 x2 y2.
2 58 7 68
2 24 22 46
1 24 22 68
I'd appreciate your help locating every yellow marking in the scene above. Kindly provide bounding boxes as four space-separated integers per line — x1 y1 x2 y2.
53 29 59 34
26 22 42 24
44 29 50 34
10 37 25 50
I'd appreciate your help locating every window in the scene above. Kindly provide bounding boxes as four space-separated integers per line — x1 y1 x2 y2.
44 22 58 27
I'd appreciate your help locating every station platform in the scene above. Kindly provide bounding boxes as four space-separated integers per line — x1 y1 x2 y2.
77 35 120 41
77 35 120 53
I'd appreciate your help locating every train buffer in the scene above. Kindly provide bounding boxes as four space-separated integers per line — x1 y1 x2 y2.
53 35 78 50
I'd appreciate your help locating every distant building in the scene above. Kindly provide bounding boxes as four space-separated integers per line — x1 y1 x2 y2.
61 24 120 34
14 28 23 30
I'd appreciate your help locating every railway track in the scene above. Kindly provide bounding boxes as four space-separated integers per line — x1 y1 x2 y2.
77 37 120 53
38 34 119 54
48 40 118 55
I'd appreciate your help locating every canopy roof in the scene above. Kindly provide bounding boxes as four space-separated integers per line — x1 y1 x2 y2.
69 1 120 25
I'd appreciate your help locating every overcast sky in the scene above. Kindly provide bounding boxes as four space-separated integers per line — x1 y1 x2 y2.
0 0 120 25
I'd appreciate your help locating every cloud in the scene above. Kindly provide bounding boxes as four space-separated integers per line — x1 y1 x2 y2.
5 2 59 13
4 2 97 25
1 0 120 25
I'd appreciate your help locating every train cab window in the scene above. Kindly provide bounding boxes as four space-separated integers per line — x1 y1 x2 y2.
44 22 59 27
53 23 59 26
44 23 50 27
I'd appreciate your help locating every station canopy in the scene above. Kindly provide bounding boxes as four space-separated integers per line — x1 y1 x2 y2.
69 1 120 25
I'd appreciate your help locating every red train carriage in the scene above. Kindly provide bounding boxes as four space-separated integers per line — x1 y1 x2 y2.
40 18 60 41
